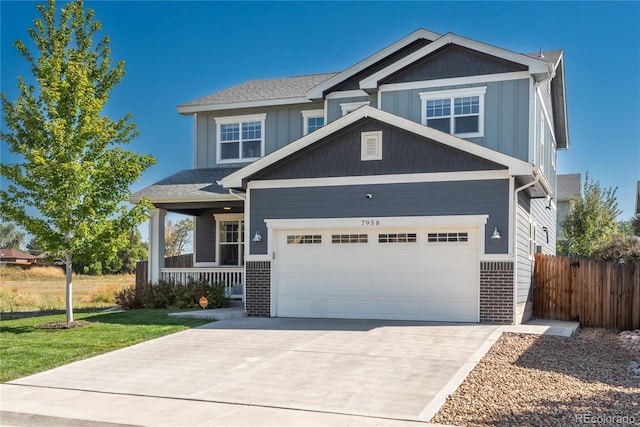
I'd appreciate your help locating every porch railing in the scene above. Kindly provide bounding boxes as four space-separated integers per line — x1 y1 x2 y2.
160 267 244 299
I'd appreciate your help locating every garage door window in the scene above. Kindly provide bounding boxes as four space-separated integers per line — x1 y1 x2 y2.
287 235 322 244
427 232 469 243
332 234 368 244
378 233 417 243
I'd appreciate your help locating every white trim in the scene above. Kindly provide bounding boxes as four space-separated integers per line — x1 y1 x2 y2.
221 106 534 189
265 215 489 231
528 80 537 163
307 29 441 99
214 213 245 267
247 170 510 190
535 84 558 145
508 176 515 255
360 33 548 90
379 71 530 93
360 131 383 161
301 109 325 135
215 113 267 165
420 87 487 138
480 254 514 262
340 101 371 116
129 194 239 204
325 90 369 100
193 112 198 167
177 97 312 114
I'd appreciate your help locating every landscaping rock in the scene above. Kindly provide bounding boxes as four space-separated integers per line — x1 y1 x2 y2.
432 329 640 427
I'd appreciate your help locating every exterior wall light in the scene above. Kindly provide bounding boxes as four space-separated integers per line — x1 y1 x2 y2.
252 231 262 242
490 227 501 241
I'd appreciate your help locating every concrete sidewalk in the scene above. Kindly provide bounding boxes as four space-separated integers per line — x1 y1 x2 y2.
0 318 578 427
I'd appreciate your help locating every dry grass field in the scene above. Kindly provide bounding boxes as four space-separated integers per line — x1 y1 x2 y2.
0 266 134 311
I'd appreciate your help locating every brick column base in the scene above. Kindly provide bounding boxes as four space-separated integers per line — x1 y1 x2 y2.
245 261 271 317
480 261 514 324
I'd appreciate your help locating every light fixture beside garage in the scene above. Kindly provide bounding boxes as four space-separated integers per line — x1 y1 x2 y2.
490 227 501 241
252 231 262 242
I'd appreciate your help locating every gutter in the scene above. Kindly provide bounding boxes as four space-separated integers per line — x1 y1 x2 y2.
512 171 540 325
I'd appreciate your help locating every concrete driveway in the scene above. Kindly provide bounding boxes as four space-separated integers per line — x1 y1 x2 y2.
1 317 501 426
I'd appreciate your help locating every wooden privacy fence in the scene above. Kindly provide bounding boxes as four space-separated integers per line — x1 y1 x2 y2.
533 253 640 330
135 254 193 288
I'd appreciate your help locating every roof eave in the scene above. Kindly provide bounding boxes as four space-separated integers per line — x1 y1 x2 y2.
177 97 314 115
359 33 550 90
306 28 441 99
129 194 237 205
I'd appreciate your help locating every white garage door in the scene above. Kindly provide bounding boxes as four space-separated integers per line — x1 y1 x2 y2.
273 226 479 322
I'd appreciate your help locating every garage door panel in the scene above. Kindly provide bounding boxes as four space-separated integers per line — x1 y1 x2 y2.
274 226 479 322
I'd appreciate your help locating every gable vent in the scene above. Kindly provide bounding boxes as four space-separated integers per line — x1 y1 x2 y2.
361 131 382 161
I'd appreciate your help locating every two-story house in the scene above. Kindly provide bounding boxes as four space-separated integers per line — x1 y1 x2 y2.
131 29 569 324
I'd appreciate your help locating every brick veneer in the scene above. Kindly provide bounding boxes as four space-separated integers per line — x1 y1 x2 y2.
245 261 271 317
480 261 514 324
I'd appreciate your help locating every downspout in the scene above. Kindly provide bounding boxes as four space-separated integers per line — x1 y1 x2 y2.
228 188 246 201
512 172 540 325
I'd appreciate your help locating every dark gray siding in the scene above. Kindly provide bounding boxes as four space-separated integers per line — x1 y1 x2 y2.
251 119 504 182
249 179 509 255
326 39 432 93
381 79 530 161
382 45 527 84
195 212 215 263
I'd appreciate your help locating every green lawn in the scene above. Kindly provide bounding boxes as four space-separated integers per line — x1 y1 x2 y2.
0 309 210 383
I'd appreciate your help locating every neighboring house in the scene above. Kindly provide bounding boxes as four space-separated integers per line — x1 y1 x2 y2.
556 173 581 242
0 248 36 267
131 29 569 324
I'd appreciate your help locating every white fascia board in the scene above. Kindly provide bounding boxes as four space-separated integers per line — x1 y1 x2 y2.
360 33 548 90
176 97 312 115
129 194 237 204
221 106 534 188
325 90 370 100
379 71 531 93
536 85 557 145
265 215 489 230
247 170 510 190
306 29 441 99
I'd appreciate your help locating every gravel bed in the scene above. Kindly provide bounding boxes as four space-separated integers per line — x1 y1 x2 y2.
432 328 640 426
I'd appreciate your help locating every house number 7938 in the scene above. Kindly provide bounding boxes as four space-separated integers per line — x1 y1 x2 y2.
361 219 380 226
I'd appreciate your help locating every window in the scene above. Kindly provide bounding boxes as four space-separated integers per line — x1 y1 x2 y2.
378 233 417 243
427 232 469 243
340 101 370 116
219 220 244 266
302 110 325 135
215 114 266 163
420 87 486 137
287 235 322 244
332 234 368 244
361 131 382 161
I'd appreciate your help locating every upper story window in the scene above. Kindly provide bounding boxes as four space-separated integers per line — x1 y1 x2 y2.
215 113 266 163
301 109 325 135
419 87 486 138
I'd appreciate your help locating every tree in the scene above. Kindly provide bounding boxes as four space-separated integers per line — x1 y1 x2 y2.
0 223 25 249
630 213 640 237
0 1 155 322
558 174 621 257
165 218 193 257
26 236 45 256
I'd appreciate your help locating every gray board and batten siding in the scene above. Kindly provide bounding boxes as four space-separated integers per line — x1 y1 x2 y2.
195 103 324 169
380 79 531 162
249 180 510 256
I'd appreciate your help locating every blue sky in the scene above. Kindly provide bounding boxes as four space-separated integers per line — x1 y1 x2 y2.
2 1 639 242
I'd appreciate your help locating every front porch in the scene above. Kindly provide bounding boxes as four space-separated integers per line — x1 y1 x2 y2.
161 266 244 300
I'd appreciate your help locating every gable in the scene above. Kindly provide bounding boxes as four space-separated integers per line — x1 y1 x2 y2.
382 45 528 84
249 118 505 182
326 39 432 93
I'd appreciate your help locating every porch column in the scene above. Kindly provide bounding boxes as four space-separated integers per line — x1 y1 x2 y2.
148 208 166 283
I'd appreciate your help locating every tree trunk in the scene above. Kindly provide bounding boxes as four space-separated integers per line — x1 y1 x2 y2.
65 252 74 323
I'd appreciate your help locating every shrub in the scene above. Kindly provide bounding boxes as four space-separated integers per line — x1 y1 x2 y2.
141 279 178 308
82 261 102 276
175 278 230 309
113 285 144 310
591 236 640 263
